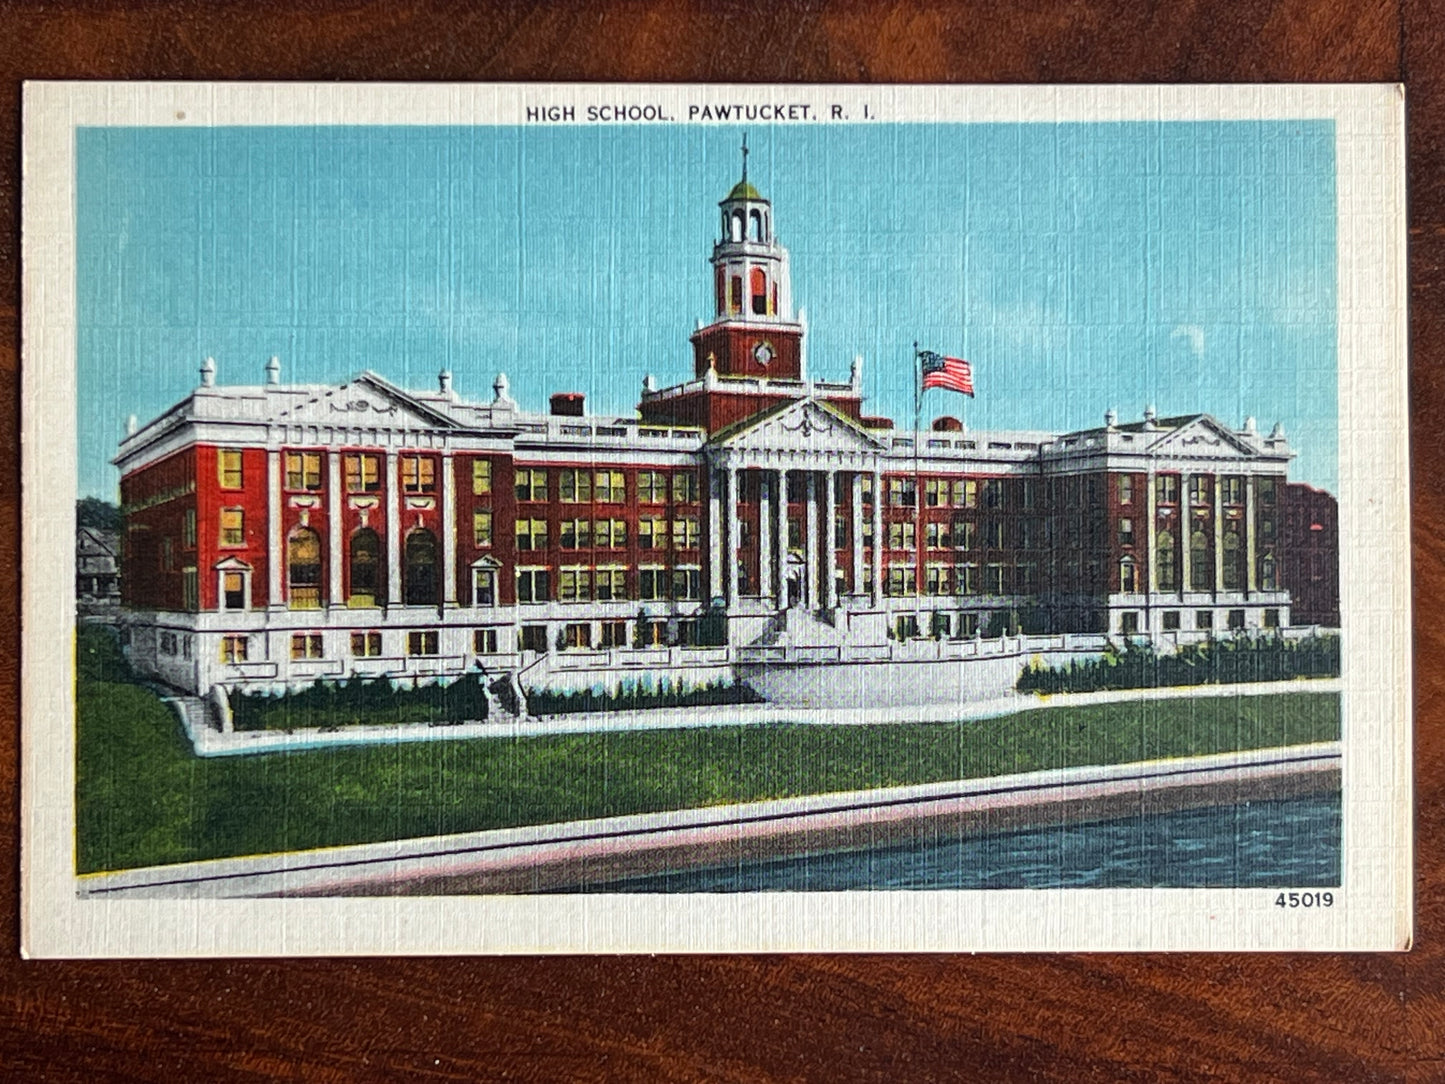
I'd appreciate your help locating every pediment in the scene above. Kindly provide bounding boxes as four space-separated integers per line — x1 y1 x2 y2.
212 556 253 571
712 398 883 454
272 373 461 429
1145 415 1258 458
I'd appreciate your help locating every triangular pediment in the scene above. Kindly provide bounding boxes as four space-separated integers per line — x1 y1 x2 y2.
271 372 462 429
711 398 884 454
1144 415 1259 458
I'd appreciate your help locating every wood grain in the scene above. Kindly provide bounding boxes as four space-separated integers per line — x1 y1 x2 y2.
0 0 1435 1079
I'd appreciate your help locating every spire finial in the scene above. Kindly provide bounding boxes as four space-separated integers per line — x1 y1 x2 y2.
741 131 748 183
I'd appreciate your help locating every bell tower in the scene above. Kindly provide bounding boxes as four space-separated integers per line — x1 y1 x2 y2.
691 135 805 381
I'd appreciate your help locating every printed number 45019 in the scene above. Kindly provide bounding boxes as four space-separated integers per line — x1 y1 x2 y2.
1275 891 1334 908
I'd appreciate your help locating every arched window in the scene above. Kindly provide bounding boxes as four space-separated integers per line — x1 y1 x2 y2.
750 267 768 316
1156 529 1177 591
715 265 726 314
1259 553 1277 590
1190 527 1212 591
729 275 742 314
288 527 322 609
348 528 381 607
1222 523 1243 590
1119 556 1138 593
749 209 762 241
404 528 439 606
731 212 743 243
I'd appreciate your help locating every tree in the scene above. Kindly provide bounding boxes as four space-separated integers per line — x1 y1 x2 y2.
77 497 121 531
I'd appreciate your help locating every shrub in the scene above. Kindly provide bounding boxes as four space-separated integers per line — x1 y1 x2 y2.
230 673 491 732
526 676 763 716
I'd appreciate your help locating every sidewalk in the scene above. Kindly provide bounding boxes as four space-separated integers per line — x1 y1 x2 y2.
172 677 1343 757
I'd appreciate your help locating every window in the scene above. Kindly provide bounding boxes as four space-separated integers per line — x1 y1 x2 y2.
1119 518 1134 547
1017 519 1038 550
594 470 625 503
595 519 626 549
1257 476 1278 505
183 508 196 547
985 564 1007 595
471 459 492 495
404 529 439 606
1120 611 1139 635
676 619 701 647
672 518 700 549
861 475 876 505
1117 475 1133 505
515 519 548 552
1119 556 1138 593
560 519 592 550
787 518 803 552
750 267 768 315
515 468 548 502
924 479 948 507
595 567 627 602
159 631 178 656
400 454 436 494
1156 529 1178 591
887 521 915 550
351 631 382 657
1221 476 1245 505
218 449 243 489
290 633 324 660
952 519 975 550
349 529 381 606
559 469 592 503
1163 611 1181 631
671 567 702 600
182 567 198 611
925 564 951 596
1259 553 1278 591
1264 608 1281 629
1259 514 1276 542
637 470 668 503
407 630 439 656
638 518 668 550
888 479 916 507
1020 480 1037 510
953 479 977 508
983 479 1004 509
563 622 593 650
954 563 978 595
672 472 699 504
600 620 628 648
1227 609 1246 630
222 571 246 611
1196 610 1214 631
285 451 322 491
516 568 550 603
474 628 500 654
472 567 496 607
925 522 950 550
1189 475 1211 506
558 567 593 602
219 635 248 663
473 510 493 548
957 612 979 637
982 520 1005 549
729 274 742 314
1222 523 1243 590
162 538 173 572
885 566 915 597
639 567 667 601
1190 527 1212 591
288 528 323 609
1155 474 1179 505
1016 562 1038 594
344 453 381 494
895 614 920 640
220 508 244 547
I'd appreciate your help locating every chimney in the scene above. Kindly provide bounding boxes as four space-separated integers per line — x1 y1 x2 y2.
265 355 280 385
1143 404 1157 428
438 369 453 396
1104 408 1117 429
550 392 586 417
200 356 216 388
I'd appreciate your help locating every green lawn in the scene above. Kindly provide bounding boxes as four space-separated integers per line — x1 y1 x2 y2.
75 660 1341 874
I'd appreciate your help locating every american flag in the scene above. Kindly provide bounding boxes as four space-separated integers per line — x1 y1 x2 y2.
920 350 975 396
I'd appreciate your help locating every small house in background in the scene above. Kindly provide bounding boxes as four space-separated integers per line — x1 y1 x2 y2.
77 526 120 606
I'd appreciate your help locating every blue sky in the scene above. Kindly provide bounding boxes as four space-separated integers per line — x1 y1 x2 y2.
76 121 1338 497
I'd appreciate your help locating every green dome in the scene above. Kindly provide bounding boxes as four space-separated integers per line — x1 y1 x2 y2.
725 179 763 201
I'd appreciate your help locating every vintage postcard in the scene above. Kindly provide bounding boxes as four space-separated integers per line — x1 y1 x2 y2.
22 83 1409 955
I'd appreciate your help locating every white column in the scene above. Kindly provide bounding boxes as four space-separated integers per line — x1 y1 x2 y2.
727 466 741 605
1145 471 1157 593
871 471 884 603
776 468 789 606
708 467 723 602
1179 473 1192 595
759 470 773 602
385 449 401 606
851 472 864 596
267 448 283 608
441 451 457 606
823 468 837 610
1245 475 1258 594
805 471 819 610
327 450 343 609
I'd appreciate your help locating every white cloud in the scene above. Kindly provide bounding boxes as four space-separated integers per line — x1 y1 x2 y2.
1171 324 1205 358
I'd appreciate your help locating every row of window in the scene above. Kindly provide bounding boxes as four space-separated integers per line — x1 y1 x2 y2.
889 478 1032 510
509 517 701 552
1118 473 1279 508
882 563 1040 597
1119 608 1282 635
883 519 1042 551
515 566 702 603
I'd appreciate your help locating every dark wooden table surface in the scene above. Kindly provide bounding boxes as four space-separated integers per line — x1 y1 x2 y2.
1 1 1438 1080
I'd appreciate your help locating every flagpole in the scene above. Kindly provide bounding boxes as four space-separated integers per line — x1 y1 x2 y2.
913 341 923 620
